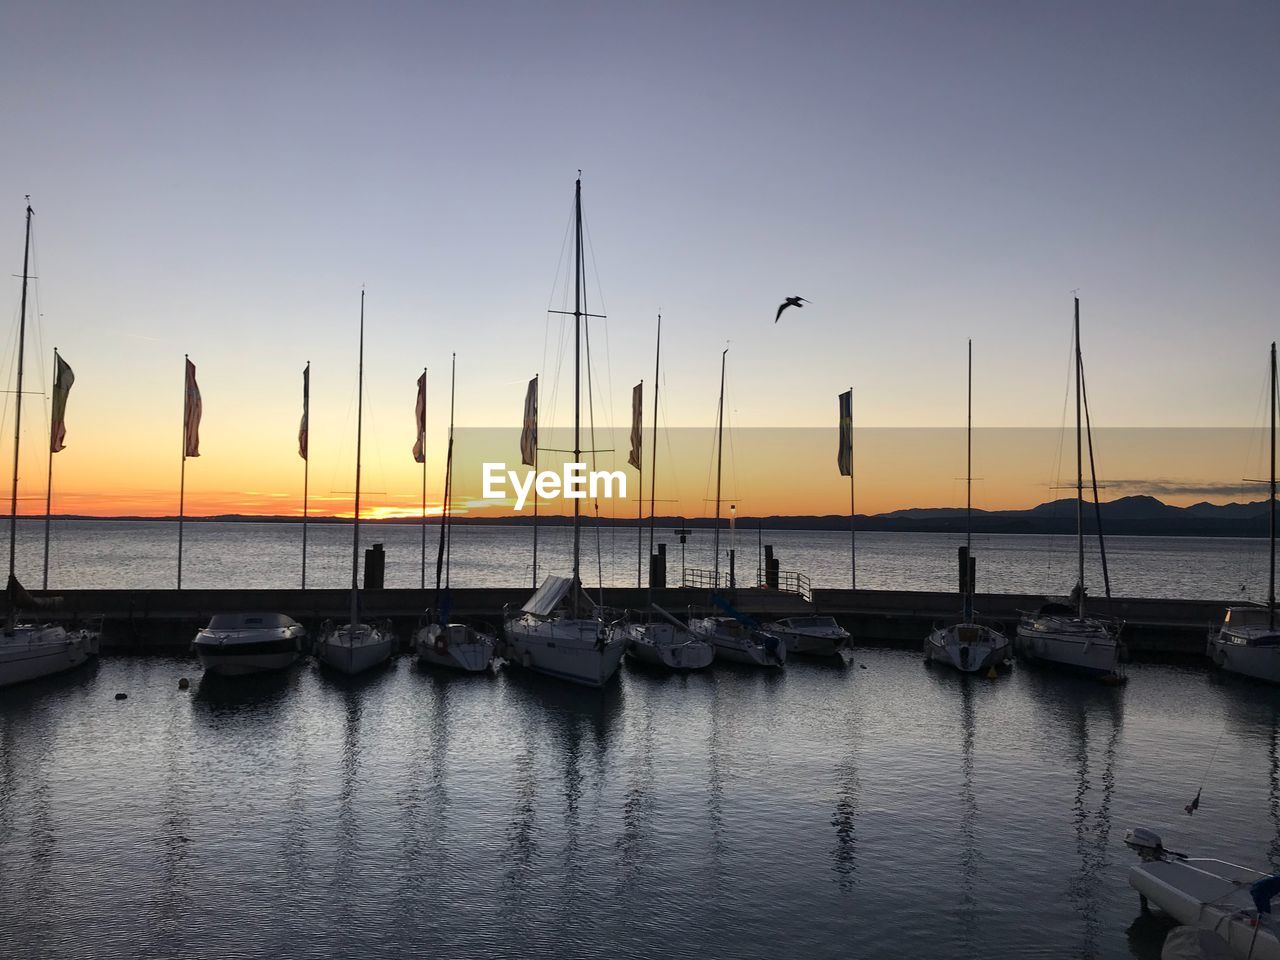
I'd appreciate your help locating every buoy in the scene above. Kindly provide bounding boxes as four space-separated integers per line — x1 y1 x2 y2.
859 663 867 669
114 692 127 700
178 677 190 690
986 666 998 679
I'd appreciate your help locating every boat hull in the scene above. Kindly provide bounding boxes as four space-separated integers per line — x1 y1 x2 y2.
315 625 395 675
924 623 1009 673
1129 858 1280 960
414 623 496 673
1015 617 1121 678
503 615 625 687
623 622 715 670
0 626 93 688
194 629 303 676
1208 632 1280 684
689 618 785 668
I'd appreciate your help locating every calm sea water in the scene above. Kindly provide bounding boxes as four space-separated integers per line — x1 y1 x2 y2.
11 518 1278 600
1 653 1277 959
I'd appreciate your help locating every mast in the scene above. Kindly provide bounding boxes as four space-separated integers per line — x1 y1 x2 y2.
1075 298 1085 618
42 348 57 588
636 379 643 588
9 200 32 585
964 339 973 623
351 290 365 629
713 347 728 587
1270 341 1276 629
419 368 430 593
647 314 661 609
434 353 456 617
572 176 582 617
302 361 310 589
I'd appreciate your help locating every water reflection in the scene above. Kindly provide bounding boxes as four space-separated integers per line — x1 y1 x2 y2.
151 685 193 950
617 709 655 894
957 677 980 952
830 673 861 892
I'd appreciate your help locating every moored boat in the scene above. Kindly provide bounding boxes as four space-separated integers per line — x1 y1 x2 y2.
504 575 625 687
623 613 714 670
1206 342 1280 685
767 615 849 657
193 612 305 675
690 615 785 668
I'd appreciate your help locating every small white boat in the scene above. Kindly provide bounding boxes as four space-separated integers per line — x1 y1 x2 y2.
1206 341 1280 686
689 615 786 668
924 621 1010 674
315 290 396 678
193 612 305 676
1018 300 1125 681
415 622 497 673
1208 606 1280 685
623 616 715 670
767 615 849 657
316 621 395 676
0 623 95 688
1016 601 1125 679
1124 827 1280 959
504 576 625 687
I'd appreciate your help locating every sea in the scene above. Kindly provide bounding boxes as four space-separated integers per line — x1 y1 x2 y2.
2 519 1278 959
12 518 1279 600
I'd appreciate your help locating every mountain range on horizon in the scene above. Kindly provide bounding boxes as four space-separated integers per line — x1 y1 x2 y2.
32 494 1280 538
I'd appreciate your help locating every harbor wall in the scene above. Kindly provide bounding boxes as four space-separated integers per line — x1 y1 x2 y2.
6 586 1221 659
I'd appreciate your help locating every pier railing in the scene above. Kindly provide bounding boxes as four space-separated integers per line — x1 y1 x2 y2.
682 568 812 602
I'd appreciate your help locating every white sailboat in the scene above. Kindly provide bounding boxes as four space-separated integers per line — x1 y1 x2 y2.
923 340 1011 674
620 314 714 671
315 290 396 675
766 616 849 657
1015 299 1124 680
0 199 96 689
1124 827 1280 959
502 175 625 688
414 354 498 673
1206 342 1280 684
686 347 784 669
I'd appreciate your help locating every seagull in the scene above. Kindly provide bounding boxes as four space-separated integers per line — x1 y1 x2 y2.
775 296 808 323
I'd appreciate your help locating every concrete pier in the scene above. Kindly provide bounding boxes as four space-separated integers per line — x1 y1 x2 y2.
9 585 1221 659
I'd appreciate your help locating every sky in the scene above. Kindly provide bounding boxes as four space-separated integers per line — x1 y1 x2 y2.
1 1 1277 518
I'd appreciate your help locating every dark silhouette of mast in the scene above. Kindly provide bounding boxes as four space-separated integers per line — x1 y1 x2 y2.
1075 298 1085 618
351 290 365 630
1271 341 1276 630
572 177 583 618
713 348 728 587
9 200 32 585
647 314 661 613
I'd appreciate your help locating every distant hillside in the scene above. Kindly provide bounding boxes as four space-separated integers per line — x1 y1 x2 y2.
42 495 1278 537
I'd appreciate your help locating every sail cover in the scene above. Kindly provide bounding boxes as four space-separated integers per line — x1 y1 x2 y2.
522 574 572 616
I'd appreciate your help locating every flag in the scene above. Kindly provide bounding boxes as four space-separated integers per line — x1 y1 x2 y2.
413 371 427 464
520 375 538 466
837 389 853 477
298 363 310 460
628 381 643 470
184 358 202 458
49 353 75 453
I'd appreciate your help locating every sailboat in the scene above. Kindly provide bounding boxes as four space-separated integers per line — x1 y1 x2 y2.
686 348 786 668
414 354 498 672
502 176 626 688
923 340 1010 674
0 200 97 689
1206 342 1280 684
621 315 714 670
1015 300 1124 680
315 290 396 675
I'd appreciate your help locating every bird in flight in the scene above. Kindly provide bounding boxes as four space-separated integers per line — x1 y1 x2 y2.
775 296 808 322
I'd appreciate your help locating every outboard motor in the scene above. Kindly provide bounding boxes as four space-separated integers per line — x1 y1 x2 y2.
1124 827 1167 862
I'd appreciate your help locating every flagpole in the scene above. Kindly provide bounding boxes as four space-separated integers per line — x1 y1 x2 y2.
41 348 57 589
178 354 187 590
421 366 427 591
532 376 539 590
301 361 310 589
637 379 643 588
849 386 856 591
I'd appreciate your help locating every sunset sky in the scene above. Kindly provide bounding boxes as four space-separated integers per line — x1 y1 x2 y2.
1 2 1277 518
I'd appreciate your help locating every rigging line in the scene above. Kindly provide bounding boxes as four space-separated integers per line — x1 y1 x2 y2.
1078 344 1111 597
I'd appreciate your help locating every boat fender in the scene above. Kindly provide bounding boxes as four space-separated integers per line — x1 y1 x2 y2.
434 637 447 655
178 677 190 690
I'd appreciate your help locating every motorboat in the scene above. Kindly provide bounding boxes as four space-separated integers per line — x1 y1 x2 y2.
689 615 785 668
193 612 305 675
767 615 849 657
